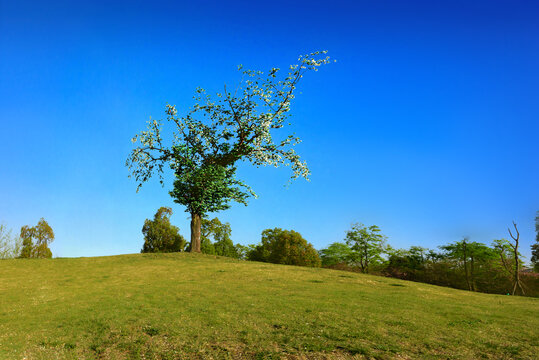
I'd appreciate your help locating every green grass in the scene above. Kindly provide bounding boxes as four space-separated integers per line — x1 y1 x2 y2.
0 253 538 359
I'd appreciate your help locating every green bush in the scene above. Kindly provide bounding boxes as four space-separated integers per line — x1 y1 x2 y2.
249 228 321 267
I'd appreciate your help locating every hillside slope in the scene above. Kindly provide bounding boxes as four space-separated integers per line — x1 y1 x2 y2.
0 253 537 359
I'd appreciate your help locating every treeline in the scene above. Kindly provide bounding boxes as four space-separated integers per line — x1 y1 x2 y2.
142 208 539 297
320 223 539 297
322 218 539 298
3 208 538 298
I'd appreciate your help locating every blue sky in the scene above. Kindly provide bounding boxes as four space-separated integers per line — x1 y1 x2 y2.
1 0 538 260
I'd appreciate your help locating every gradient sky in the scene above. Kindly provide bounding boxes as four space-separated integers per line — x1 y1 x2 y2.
1 0 538 260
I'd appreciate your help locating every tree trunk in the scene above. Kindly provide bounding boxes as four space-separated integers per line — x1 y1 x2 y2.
190 213 202 253
462 242 471 291
508 221 525 295
470 255 476 292
512 240 524 295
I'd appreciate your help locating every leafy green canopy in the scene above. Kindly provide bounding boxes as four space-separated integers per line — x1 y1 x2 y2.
19 218 54 259
441 239 497 263
319 242 354 266
141 207 186 253
249 228 321 267
190 217 239 258
126 51 332 216
345 223 388 273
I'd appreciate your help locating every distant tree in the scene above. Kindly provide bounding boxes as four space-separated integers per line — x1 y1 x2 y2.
440 238 496 292
0 223 22 259
408 246 429 264
492 237 526 295
345 223 387 273
234 243 256 260
199 235 216 255
319 242 353 266
126 52 332 253
507 221 525 295
211 220 238 258
493 239 515 275
186 217 239 258
531 211 539 271
384 246 432 280
248 228 321 267
141 207 186 253
440 238 471 290
19 218 54 259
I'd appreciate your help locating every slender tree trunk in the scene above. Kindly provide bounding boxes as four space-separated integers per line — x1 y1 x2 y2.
462 242 471 291
190 213 202 253
512 241 523 295
508 221 525 295
363 246 369 273
470 255 476 292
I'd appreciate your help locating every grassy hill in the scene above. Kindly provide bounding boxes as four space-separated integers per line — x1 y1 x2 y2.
0 253 537 359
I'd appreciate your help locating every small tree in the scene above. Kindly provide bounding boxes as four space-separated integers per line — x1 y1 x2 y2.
190 217 238 258
0 223 22 259
507 221 525 295
384 246 432 280
127 52 332 252
531 211 539 272
345 223 387 273
19 218 54 259
211 220 238 258
249 228 321 267
234 243 256 260
141 207 186 253
319 242 353 266
492 234 525 295
441 238 496 292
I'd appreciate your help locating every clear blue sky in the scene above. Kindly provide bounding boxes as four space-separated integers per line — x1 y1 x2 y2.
1 0 538 260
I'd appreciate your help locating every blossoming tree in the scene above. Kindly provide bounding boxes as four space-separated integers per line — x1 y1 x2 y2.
127 51 332 252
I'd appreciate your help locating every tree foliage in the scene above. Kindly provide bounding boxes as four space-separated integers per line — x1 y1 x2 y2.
127 51 332 252
141 207 186 253
185 217 240 258
344 223 387 273
249 228 321 267
384 246 431 280
19 218 54 259
211 220 237 258
531 211 539 271
319 242 353 266
234 243 256 260
440 238 496 291
0 223 22 259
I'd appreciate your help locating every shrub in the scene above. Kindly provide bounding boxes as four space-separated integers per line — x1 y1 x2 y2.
248 228 321 267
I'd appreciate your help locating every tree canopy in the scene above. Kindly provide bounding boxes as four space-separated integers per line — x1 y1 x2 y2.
19 218 54 259
249 228 321 267
532 211 539 271
127 51 332 252
345 223 387 273
319 242 353 266
440 238 496 291
0 223 22 259
187 217 239 258
141 207 186 253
